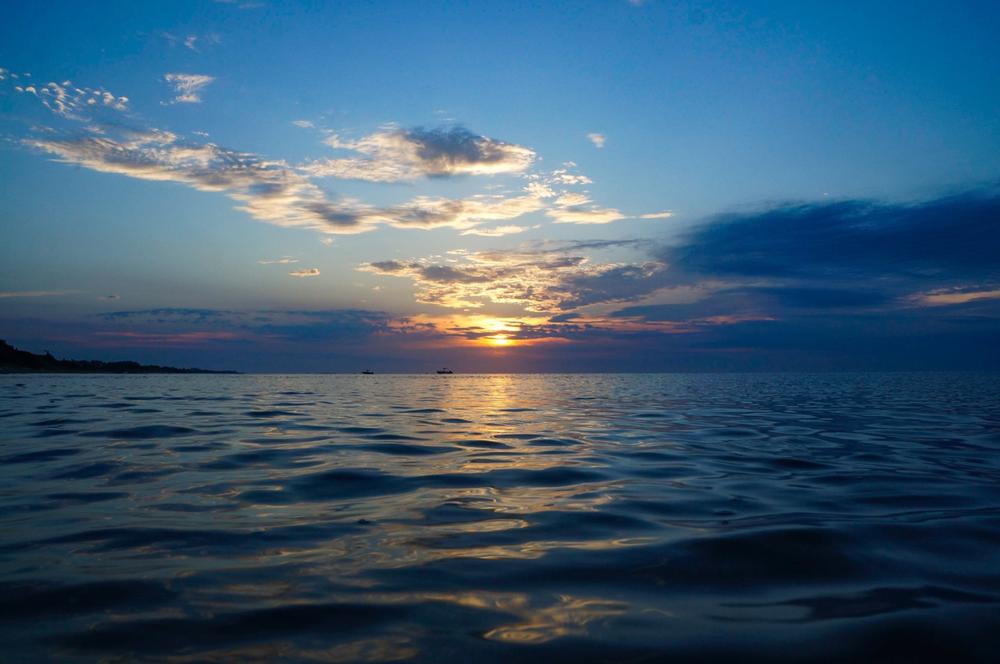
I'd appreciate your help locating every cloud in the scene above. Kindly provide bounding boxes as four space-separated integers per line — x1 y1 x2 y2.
547 165 593 185
289 268 320 278
9 306 430 368
361 242 668 312
600 187 1000 352
26 128 377 234
587 133 606 148
292 120 314 128
98 294 120 301
15 76 669 238
258 256 299 264
673 188 1000 281
736 287 891 309
327 186 998 369
93 306 436 347
639 210 674 219
164 73 214 104
0 290 68 299
100 307 229 323
547 205 626 225
13 80 128 118
303 126 535 182
546 192 625 224
460 225 530 237
92 330 240 345
161 33 220 51
381 194 544 230
26 126 553 236
915 287 1000 306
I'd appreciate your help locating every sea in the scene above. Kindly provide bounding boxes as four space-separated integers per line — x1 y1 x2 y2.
1 373 999 662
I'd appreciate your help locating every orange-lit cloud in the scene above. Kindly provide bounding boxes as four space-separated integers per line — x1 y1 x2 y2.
915 288 1000 305
361 242 668 312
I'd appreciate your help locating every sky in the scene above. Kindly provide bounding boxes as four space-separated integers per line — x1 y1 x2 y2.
1 0 999 372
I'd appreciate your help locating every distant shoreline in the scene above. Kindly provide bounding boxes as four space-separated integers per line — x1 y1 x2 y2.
0 340 237 375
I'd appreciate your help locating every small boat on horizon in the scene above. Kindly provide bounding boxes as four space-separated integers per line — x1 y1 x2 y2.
436 368 454 374
361 369 374 375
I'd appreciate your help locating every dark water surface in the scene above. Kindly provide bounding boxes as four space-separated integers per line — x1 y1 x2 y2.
1 373 999 662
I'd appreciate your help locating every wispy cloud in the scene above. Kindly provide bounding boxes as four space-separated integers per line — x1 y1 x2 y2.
288 268 320 278
460 225 530 237
639 210 673 219
94 307 419 348
26 128 374 234
0 290 68 299
164 73 214 104
92 330 241 346
303 126 535 182
587 132 606 148
258 256 299 264
915 287 1000 306
546 192 625 224
161 33 221 51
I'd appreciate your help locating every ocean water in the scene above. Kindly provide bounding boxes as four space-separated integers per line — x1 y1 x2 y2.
1 373 999 662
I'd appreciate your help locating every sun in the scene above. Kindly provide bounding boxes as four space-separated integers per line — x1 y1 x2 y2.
488 334 513 347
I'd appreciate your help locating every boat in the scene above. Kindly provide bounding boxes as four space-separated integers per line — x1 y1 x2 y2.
436 368 453 374
361 369 374 375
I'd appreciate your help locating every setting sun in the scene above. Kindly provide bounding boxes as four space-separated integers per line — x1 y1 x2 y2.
487 334 513 347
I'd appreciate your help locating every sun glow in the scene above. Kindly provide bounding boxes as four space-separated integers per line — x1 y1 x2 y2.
480 319 520 348
488 334 513 347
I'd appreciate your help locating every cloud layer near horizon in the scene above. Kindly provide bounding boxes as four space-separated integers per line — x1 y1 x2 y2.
354 187 1000 367
4 186 998 371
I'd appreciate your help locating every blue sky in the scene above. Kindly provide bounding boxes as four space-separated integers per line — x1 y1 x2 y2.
1 1 999 371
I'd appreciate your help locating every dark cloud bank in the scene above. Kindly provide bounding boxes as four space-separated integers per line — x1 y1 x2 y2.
603 186 1000 370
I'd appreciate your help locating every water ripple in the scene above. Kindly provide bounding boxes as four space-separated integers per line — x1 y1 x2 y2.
1 372 999 661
